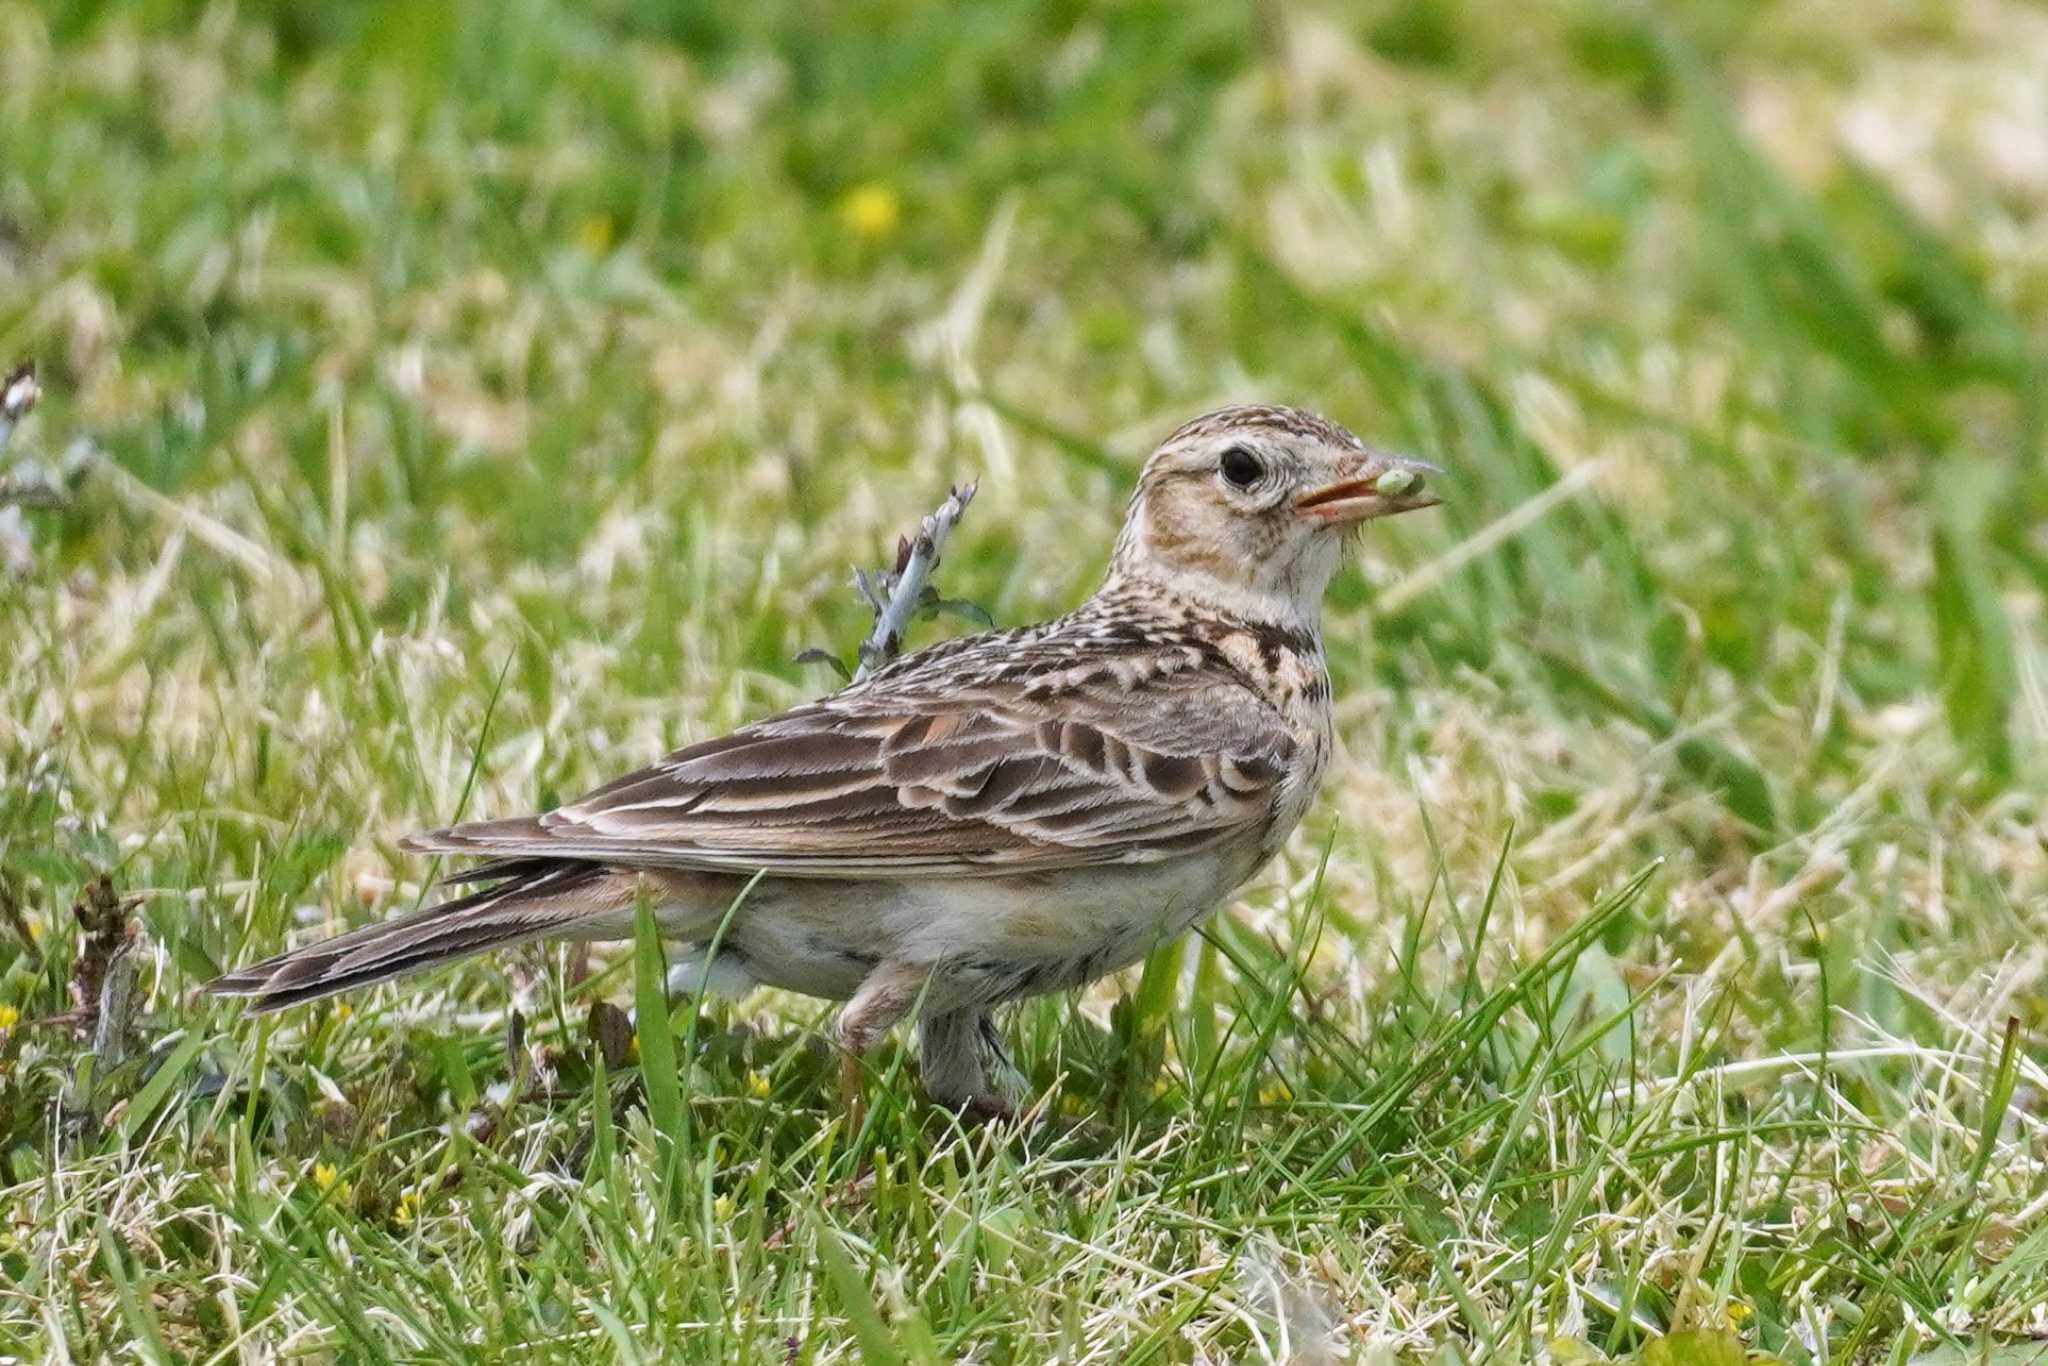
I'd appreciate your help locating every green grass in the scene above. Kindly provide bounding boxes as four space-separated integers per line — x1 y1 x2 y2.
3 0 2048 1358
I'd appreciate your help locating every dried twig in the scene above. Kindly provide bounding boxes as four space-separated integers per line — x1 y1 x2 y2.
852 481 978 680
56 875 145 1142
70 875 140 1052
0 361 36 460
92 942 139 1071
0 362 63 572
587 1000 635 1070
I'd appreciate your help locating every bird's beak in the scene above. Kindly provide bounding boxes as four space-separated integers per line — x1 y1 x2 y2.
1294 452 1444 525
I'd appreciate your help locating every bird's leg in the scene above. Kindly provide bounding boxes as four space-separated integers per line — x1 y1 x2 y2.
918 1008 1019 1122
833 961 928 1121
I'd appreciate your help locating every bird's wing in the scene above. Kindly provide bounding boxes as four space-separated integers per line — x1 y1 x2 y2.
404 638 1296 878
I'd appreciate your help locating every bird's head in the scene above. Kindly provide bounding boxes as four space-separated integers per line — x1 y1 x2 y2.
1107 404 1441 627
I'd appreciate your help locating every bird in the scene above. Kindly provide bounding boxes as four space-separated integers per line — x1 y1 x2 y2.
209 404 1442 1114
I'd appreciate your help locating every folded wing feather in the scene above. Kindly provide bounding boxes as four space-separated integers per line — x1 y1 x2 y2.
403 652 1295 879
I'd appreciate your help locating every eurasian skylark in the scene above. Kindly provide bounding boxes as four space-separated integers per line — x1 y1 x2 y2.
211 405 1442 1112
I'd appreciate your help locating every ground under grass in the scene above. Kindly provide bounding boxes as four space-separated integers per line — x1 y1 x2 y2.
3 0 2047 1359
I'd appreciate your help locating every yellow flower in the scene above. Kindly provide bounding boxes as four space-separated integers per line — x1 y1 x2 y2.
311 1161 351 1203
575 214 615 254
394 1188 421 1228
712 1194 734 1223
1257 1080 1293 1106
745 1069 771 1099
838 184 900 238
332 1003 352 1022
0 1004 18 1031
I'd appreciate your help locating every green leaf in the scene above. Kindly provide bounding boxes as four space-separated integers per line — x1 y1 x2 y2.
1131 934 1184 1032
97 1217 175 1363
1538 646 1775 833
1908 1344 2048 1365
632 893 684 1173
117 1033 209 1143
1929 458 2016 782
1559 943 1634 1065
813 1218 906 1366
1550 1340 1612 1366
1672 736 1775 833
1636 1329 1748 1366
1503 1197 1555 1245
1973 1015 2023 1175
432 1036 477 1112
172 933 221 983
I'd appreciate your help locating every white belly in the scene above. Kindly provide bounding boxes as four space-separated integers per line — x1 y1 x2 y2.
660 837 1271 1009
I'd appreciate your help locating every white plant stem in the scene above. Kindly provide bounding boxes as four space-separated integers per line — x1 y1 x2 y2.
853 480 978 681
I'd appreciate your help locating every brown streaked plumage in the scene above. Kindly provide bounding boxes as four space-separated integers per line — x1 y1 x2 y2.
209 404 1442 1113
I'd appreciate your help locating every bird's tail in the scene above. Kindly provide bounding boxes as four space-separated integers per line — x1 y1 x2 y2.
207 861 612 1012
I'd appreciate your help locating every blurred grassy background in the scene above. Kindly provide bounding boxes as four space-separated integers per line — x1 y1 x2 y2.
2 0 2047 1359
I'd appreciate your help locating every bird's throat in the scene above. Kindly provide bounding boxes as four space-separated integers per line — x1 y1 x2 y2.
1099 564 1323 647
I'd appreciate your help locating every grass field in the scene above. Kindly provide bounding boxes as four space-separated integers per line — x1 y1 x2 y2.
4 0 2048 1359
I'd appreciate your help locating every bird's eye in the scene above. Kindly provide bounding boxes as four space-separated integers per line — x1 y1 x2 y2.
1218 446 1264 490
